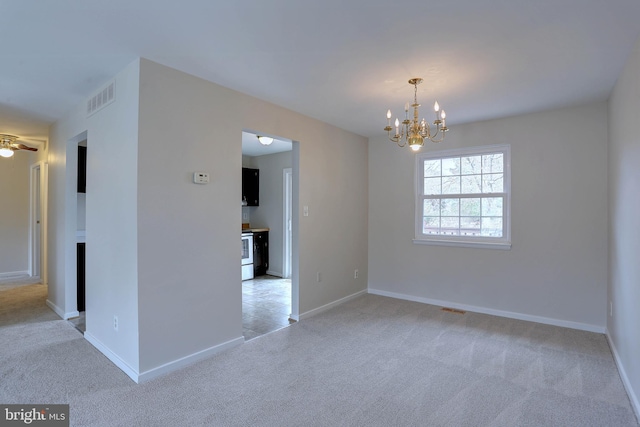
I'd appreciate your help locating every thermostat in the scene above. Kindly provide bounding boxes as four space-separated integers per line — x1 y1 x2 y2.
193 172 210 184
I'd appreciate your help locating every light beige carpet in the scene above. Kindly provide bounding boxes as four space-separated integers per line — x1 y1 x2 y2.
0 283 637 426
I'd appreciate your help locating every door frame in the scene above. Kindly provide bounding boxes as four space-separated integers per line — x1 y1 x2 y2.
29 161 47 281
283 168 292 279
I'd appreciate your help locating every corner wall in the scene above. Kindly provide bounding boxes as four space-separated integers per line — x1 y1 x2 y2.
607 35 640 416
369 102 608 331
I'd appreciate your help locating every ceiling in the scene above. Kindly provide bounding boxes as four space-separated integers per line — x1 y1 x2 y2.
2 1 640 143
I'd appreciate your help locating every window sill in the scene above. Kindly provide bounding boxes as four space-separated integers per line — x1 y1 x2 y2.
412 238 511 250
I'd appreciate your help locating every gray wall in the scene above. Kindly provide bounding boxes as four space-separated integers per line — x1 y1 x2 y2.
0 152 33 276
251 151 293 277
608 35 640 414
48 58 368 380
369 102 608 331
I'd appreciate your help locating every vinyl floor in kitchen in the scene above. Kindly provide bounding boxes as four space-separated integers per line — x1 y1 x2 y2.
242 275 293 341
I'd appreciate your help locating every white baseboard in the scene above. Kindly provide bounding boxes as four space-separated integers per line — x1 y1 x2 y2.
46 299 79 320
84 332 140 383
367 288 605 334
0 271 29 280
85 332 245 384
606 330 640 420
266 270 283 278
137 336 245 383
298 289 368 321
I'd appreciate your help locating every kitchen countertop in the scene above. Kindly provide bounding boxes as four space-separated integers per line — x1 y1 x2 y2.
241 228 269 233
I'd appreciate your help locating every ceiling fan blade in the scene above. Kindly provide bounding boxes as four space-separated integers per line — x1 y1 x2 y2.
15 143 38 152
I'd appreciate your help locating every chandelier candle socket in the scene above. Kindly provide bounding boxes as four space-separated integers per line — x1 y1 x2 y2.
384 78 449 151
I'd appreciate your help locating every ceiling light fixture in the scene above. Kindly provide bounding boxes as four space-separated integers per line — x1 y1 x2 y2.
384 78 449 151
257 136 273 146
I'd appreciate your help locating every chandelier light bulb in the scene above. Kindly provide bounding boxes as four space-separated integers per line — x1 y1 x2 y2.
441 110 446 120
386 109 392 119
434 101 440 112
410 144 421 152
394 118 399 128
405 102 410 112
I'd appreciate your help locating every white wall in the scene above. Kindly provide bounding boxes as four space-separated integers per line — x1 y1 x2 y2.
48 60 142 374
0 152 33 276
48 106 86 318
250 151 293 277
608 35 640 415
84 60 141 374
369 102 608 331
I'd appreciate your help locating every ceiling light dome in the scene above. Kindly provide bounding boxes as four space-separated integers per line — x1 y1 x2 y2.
257 136 273 146
0 147 14 158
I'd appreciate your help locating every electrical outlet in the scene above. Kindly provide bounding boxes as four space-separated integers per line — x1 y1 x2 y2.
317 272 321 282
610 301 613 317
243 212 248 220
354 269 359 279
113 315 119 331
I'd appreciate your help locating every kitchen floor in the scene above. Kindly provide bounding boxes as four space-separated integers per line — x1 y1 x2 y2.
243 275 293 341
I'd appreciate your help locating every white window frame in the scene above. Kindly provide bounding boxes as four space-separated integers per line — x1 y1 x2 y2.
413 144 511 250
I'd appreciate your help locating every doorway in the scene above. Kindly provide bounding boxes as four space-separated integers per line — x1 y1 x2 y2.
241 131 297 340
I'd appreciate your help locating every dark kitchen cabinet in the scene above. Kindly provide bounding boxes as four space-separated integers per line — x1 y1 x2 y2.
78 146 87 193
77 243 85 312
253 231 269 277
242 167 259 206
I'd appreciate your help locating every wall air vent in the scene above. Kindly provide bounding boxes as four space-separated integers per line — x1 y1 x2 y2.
86 80 116 117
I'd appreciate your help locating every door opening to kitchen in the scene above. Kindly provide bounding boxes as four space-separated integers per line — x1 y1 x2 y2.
241 131 296 341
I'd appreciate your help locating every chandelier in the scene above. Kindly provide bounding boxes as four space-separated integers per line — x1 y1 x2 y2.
384 78 449 151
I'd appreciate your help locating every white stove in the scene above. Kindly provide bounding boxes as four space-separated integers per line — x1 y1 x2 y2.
241 232 254 281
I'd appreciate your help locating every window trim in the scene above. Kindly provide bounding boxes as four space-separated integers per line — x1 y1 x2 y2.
413 144 511 250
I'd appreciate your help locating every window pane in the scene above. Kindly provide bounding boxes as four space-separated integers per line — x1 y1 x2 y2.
482 153 503 173
424 159 441 177
424 177 441 195
423 199 440 216
482 197 503 216
442 176 460 194
416 146 509 246
482 173 503 193
481 217 503 237
440 198 459 217
460 198 481 216
460 217 481 236
461 175 482 193
461 155 482 175
441 157 460 176
423 217 440 234
441 217 460 235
